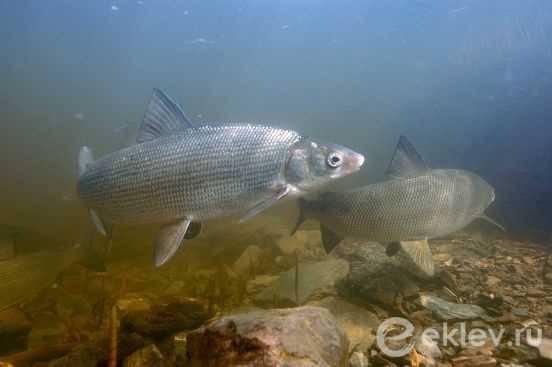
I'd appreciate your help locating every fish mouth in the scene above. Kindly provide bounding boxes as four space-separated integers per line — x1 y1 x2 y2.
344 152 365 173
353 153 365 170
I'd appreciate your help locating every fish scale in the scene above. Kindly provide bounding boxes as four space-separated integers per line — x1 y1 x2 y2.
317 170 487 241
294 135 500 277
78 124 301 224
77 88 364 266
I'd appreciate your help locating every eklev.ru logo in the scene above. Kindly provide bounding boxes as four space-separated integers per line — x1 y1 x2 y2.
376 317 543 358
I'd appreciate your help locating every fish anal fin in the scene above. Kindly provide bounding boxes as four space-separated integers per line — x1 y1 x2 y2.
153 219 191 267
239 186 290 223
320 224 342 254
479 215 506 232
386 135 430 179
399 239 435 277
137 89 194 144
89 209 107 236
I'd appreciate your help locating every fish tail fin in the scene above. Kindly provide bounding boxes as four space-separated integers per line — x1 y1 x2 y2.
78 147 108 237
290 199 307 236
479 214 506 232
78 146 94 176
399 239 435 277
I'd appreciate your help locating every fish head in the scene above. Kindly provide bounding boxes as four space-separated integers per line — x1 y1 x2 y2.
455 170 496 216
470 173 496 211
285 139 364 192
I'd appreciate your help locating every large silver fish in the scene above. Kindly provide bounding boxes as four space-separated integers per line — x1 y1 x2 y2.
293 136 503 276
77 89 364 266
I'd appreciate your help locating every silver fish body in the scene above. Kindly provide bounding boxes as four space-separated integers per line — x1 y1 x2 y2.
77 125 302 224
77 89 364 266
294 135 501 278
304 168 496 241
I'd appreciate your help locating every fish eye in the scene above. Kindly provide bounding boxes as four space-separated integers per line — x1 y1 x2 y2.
327 152 343 168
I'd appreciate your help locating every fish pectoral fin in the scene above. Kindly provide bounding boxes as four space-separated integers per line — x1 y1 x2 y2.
320 224 342 254
478 215 506 232
399 239 435 277
386 135 430 179
239 186 291 224
290 199 307 236
136 89 194 144
89 209 107 236
153 219 192 267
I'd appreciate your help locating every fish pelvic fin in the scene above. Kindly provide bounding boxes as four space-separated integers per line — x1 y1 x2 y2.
478 215 506 232
153 219 192 267
320 224 342 254
290 199 307 236
399 239 435 277
78 146 94 176
89 209 107 237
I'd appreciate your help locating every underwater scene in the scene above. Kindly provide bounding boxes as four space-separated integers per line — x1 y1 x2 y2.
2 0 552 366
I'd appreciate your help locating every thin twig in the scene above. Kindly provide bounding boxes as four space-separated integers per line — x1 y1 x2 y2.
109 304 119 367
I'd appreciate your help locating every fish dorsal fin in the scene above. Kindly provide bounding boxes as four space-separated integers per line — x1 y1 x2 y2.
137 89 194 143
386 135 430 179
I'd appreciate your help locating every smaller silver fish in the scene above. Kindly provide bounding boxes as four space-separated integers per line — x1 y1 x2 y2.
0 244 104 311
293 136 504 277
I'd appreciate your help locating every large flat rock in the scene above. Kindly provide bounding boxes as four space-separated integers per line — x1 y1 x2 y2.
186 306 349 367
309 297 380 352
254 258 349 306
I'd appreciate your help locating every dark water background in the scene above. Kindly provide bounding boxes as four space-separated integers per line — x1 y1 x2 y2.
1 0 552 245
